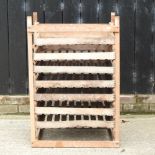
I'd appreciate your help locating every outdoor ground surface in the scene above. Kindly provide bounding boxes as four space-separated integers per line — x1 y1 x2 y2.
0 115 155 155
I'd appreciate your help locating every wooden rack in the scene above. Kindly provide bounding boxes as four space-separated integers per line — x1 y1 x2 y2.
27 12 120 148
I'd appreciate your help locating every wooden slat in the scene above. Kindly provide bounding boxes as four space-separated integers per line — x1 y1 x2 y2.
34 94 114 101
39 32 114 38
36 120 114 128
35 107 114 116
27 24 119 32
38 44 112 51
35 80 115 88
34 66 114 74
35 37 114 46
32 140 119 148
34 52 115 61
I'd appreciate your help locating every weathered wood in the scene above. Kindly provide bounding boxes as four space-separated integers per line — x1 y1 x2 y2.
119 0 135 93
0 0 9 94
113 16 120 143
44 0 62 23
32 12 38 25
27 16 36 142
35 107 114 116
34 66 114 74
35 80 115 88
28 12 120 148
38 44 112 51
34 52 115 61
39 32 114 38
26 0 45 23
28 24 119 33
35 36 114 46
32 140 119 148
81 0 98 23
63 0 80 23
111 12 116 25
36 120 114 129
8 0 27 93
135 0 153 93
34 94 114 101
99 0 116 23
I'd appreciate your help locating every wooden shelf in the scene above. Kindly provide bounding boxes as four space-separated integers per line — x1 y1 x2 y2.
27 12 120 148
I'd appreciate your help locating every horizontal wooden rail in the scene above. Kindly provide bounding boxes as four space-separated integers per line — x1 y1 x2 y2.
34 66 114 74
27 24 119 33
34 94 114 101
36 120 114 128
35 37 114 46
35 80 115 88
35 107 114 115
32 140 119 148
39 32 115 38
33 52 115 61
37 44 113 51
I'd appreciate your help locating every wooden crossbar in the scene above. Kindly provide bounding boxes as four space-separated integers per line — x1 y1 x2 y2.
27 24 119 33
36 120 114 129
33 52 115 61
35 37 115 46
32 140 119 148
34 94 114 101
35 80 115 88
34 66 114 74
39 32 115 38
35 107 114 116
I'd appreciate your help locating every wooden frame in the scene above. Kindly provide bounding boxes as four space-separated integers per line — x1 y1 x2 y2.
27 12 120 148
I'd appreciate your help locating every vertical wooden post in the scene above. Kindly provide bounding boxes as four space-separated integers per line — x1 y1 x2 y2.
111 12 115 25
111 12 120 146
27 16 36 143
114 15 120 145
32 12 39 49
33 12 38 25
111 12 116 142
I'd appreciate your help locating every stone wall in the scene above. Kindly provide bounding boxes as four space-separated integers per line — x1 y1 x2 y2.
0 96 29 114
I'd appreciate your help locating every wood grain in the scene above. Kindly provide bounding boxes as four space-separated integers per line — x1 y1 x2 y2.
34 52 115 60
35 80 115 88
34 66 114 74
34 94 114 101
35 107 114 115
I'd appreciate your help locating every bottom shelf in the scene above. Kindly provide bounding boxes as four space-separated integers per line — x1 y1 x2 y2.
32 128 119 148
39 128 112 141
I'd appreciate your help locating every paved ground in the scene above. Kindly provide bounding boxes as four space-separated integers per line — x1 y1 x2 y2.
0 115 155 155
